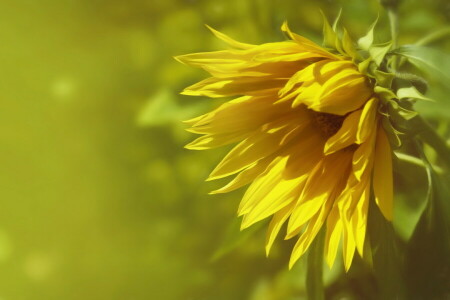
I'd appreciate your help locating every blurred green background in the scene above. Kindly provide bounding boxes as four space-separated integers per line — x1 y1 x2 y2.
0 0 448 299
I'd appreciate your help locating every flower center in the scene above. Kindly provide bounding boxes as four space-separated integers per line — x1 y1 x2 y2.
312 112 345 138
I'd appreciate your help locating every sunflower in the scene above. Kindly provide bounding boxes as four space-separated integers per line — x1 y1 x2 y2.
176 21 393 270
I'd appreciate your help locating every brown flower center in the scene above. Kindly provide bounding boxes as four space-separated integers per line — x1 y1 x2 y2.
312 111 345 138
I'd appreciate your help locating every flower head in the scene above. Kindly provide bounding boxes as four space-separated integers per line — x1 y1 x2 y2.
176 21 394 270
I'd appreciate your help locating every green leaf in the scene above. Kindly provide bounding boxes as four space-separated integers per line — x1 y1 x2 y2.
306 228 325 300
405 141 450 299
415 88 450 119
397 85 434 102
394 45 450 82
358 17 378 50
368 199 406 299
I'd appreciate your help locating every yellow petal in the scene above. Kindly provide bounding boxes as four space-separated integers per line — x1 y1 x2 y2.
182 76 286 98
208 116 303 180
240 171 306 230
282 60 354 104
189 94 289 135
283 128 324 179
254 51 323 63
373 127 393 220
238 157 305 220
311 76 371 115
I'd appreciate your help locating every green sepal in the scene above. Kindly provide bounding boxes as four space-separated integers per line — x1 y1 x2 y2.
397 85 434 102
332 8 342 31
386 100 419 131
381 117 402 148
358 17 379 50
369 41 393 66
374 70 395 88
374 86 397 104
358 57 374 76
342 28 359 60
321 11 343 53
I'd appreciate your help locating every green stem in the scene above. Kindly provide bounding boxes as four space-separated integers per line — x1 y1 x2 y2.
410 116 450 170
306 228 325 300
388 9 398 49
388 8 399 69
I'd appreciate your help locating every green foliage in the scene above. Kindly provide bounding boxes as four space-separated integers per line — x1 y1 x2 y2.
394 45 450 84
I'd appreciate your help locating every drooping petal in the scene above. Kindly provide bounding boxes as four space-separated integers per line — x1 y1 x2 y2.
282 125 325 178
352 180 370 256
325 205 343 268
188 94 290 135
288 186 339 269
185 131 253 150
205 25 255 49
352 126 377 181
286 151 352 237
281 21 340 60
342 217 356 271
356 97 378 143
324 109 362 154
373 127 393 220
265 202 295 256
209 155 274 194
